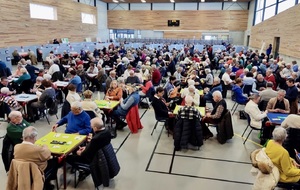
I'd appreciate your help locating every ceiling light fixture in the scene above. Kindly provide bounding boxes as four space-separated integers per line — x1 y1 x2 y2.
170 0 175 3
141 0 146 2
232 0 237 1
112 0 119 3
201 0 205 2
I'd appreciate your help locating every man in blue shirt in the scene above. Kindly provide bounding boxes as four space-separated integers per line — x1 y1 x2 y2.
52 101 91 135
112 86 140 129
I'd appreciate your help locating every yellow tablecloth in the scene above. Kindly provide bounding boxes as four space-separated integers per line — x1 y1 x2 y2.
35 132 86 155
180 89 204 95
173 105 205 116
95 100 119 110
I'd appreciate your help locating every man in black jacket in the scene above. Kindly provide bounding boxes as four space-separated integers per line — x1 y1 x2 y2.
66 117 111 181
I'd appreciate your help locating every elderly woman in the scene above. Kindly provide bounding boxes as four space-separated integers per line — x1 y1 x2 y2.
14 68 31 85
139 74 153 96
66 84 81 105
82 90 102 118
105 80 122 101
181 85 200 106
31 76 44 93
265 127 300 183
202 69 213 89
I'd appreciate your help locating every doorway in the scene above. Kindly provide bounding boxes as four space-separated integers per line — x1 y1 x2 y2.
273 37 280 59
246 35 250 46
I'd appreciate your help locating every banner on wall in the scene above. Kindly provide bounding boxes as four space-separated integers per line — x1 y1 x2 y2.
61 38 69 44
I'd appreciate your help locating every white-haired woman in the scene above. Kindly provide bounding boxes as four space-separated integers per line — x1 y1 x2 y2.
265 127 300 183
14 68 30 85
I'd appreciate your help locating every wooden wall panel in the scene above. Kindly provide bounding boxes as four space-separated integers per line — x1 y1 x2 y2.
107 10 248 31
0 0 98 48
164 31 202 39
250 4 300 58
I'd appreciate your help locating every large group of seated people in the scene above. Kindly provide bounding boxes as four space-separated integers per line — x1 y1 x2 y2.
1 42 300 188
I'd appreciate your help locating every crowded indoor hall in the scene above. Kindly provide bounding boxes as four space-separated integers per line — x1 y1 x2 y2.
1 0 300 189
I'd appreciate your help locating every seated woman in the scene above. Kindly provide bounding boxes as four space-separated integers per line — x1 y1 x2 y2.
201 91 227 140
105 80 123 101
232 78 248 104
27 80 55 122
30 76 45 93
201 69 213 89
13 63 23 77
13 68 31 86
82 90 102 118
0 87 22 116
166 76 180 100
66 84 81 105
95 68 107 91
265 127 300 183
138 74 153 96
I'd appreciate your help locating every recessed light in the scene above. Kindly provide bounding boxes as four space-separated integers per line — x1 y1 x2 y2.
232 0 237 1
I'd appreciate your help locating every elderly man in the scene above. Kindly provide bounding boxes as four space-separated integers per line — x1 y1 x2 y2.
125 70 140 85
221 68 232 98
66 117 111 181
253 74 267 93
259 82 277 102
201 91 227 140
174 67 184 82
6 111 31 145
282 63 293 78
203 77 222 106
52 101 92 135
47 60 60 76
12 126 56 190
267 90 290 114
265 69 277 90
112 86 140 129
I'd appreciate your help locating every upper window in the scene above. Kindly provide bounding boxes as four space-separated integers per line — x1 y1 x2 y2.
265 0 277 7
81 13 96 24
30 3 57 20
277 0 295 14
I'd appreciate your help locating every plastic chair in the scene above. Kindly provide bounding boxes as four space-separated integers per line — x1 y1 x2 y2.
40 98 59 125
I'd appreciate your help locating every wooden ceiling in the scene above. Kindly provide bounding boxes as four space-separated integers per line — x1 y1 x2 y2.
101 0 251 3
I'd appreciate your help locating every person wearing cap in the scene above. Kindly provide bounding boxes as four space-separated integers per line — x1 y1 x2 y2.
52 101 91 135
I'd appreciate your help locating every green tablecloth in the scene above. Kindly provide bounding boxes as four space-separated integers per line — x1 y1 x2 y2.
95 100 119 110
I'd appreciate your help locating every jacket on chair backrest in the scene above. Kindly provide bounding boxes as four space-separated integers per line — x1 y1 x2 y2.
217 110 234 144
174 117 203 151
6 159 44 190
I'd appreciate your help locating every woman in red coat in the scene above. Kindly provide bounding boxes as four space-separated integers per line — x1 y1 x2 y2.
265 69 277 90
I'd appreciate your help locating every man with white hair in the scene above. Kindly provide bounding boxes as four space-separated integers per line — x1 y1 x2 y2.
203 69 213 89
125 70 141 84
6 111 31 145
0 87 21 112
174 67 184 82
221 68 232 98
201 91 227 140
47 60 60 76
282 63 293 78
52 101 91 135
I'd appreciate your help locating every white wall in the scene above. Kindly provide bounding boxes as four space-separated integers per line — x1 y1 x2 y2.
140 30 164 38
97 1 109 42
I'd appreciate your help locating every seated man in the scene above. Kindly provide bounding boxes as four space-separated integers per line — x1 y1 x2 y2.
13 126 55 190
125 70 140 85
6 111 31 145
259 82 277 102
203 77 222 107
232 78 248 104
66 117 111 181
111 86 140 129
52 101 92 135
68 70 82 93
267 89 290 114
201 91 227 140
